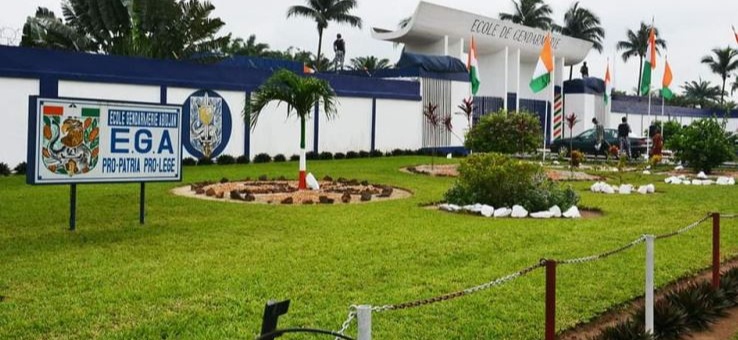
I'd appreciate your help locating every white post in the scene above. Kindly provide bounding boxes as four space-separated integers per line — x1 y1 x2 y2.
357 305 372 340
443 35 449 56
661 95 665 142
504 46 509 111
516 48 521 112
645 235 655 334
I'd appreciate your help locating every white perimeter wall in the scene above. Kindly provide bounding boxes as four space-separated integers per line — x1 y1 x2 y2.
318 97 372 153
59 80 160 103
374 99 423 151
1 78 39 165
249 101 315 157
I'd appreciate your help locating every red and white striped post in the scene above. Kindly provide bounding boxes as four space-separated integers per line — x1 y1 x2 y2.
713 212 721 289
545 259 557 340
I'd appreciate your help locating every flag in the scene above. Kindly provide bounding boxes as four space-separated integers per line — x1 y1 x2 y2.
468 36 481 95
530 33 553 93
604 62 612 104
303 64 315 74
640 25 656 96
661 59 673 99
42 105 64 116
733 25 738 44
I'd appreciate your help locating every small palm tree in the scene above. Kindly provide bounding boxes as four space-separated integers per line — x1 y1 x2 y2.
248 69 337 189
558 2 605 80
681 78 722 108
700 47 738 105
224 34 270 57
287 0 362 72
616 22 667 95
349 56 391 72
499 0 554 31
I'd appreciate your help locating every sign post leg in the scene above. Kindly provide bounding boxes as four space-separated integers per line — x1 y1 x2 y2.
69 184 77 231
140 183 145 225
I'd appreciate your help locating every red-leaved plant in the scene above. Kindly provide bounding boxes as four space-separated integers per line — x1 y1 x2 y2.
565 112 579 166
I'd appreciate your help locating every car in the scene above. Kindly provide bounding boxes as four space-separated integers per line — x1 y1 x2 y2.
550 128 647 158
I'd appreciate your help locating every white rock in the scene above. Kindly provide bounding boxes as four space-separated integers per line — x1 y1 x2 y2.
590 182 604 192
553 161 561 165
646 184 656 193
480 205 495 217
306 173 320 190
683 181 691 185
716 176 735 185
448 204 461 211
665 176 677 184
637 186 648 194
511 205 528 218
531 211 554 219
675 165 685 170
439 204 453 211
464 204 483 213
602 184 616 194
446 153 453 159
692 179 703 186
697 171 708 179
619 184 632 194
563 206 581 218
643 170 651 175
549 205 562 218
703 180 714 186
493 207 512 218
678 175 687 180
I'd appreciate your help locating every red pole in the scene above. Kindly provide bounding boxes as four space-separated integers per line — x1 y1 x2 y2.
545 260 557 340
713 212 721 289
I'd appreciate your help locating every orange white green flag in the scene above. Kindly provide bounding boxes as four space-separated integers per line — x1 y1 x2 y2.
661 59 673 99
640 25 657 96
468 37 481 95
530 33 553 93
733 25 738 44
604 62 612 104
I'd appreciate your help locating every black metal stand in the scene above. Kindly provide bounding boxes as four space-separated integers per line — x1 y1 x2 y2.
260 300 290 340
69 184 77 231
139 182 145 225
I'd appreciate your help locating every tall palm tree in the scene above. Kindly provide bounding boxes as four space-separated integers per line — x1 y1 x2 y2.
499 0 554 31
700 47 738 105
287 0 362 72
248 69 337 189
557 2 605 80
349 56 391 72
21 7 92 51
616 22 667 95
681 78 722 109
225 34 270 56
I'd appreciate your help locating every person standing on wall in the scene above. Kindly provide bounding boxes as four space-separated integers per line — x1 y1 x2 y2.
333 34 346 72
618 116 632 158
592 117 605 159
580 61 589 78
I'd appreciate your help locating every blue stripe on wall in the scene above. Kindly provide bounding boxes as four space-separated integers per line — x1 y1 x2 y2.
244 91 251 159
159 86 167 104
371 98 377 152
313 102 319 154
39 76 58 97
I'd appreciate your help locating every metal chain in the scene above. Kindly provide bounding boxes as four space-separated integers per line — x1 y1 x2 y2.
334 306 357 340
370 261 545 313
721 214 738 219
655 214 712 240
559 236 646 265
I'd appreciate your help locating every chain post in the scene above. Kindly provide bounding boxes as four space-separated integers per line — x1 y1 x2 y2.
545 259 557 340
713 212 721 289
356 305 372 340
644 235 655 334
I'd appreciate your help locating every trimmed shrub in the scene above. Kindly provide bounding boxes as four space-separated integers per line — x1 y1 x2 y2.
668 117 734 173
464 109 543 154
197 157 214 166
236 155 251 164
369 150 383 157
0 162 10 176
290 154 300 161
253 153 272 163
391 149 405 156
334 152 346 160
666 281 728 331
346 151 359 159
319 151 333 160
182 157 197 166
13 162 27 175
306 151 319 160
358 150 370 158
595 320 652 340
216 154 236 165
570 150 584 167
273 154 287 162
444 153 578 212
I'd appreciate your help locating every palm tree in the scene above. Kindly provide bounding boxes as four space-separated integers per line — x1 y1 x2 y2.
349 56 391 72
558 2 605 80
287 0 362 72
700 47 738 105
681 78 722 108
732 76 738 96
499 0 554 31
225 34 270 56
21 7 92 51
616 22 667 95
248 69 337 189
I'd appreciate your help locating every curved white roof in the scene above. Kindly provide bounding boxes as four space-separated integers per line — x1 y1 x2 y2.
372 1 593 65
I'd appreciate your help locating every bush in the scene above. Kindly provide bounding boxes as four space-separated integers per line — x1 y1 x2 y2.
0 162 10 176
346 151 359 159
334 152 346 160
236 155 251 164
14 162 27 175
216 154 236 165
358 150 370 158
197 157 214 166
464 109 543 154
668 117 734 173
273 154 287 162
369 150 383 157
391 149 405 156
253 153 272 163
444 153 578 212
182 157 197 166
570 150 584 167
306 151 319 160
290 154 300 161
666 281 728 331
319 151 333 160
653 120 683 144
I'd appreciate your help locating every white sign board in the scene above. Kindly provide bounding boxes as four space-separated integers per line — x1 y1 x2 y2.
28 97 182 184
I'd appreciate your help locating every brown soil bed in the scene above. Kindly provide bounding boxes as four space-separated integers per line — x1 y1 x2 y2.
403 164 603 181
172 178 412 205
560 257 738 340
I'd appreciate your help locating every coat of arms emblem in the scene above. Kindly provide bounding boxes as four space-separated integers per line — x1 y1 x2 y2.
188 92 223 158
40 104 100 176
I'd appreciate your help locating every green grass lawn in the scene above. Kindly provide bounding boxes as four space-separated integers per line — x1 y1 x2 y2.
1 156 738 339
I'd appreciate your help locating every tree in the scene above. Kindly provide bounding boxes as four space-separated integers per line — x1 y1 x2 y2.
669 117 734 173
557 2 605 80
499 0 554 31
681 79 722 109
248 69 336 189
349 56 391 72
700 47 738 105
21 0 230 61
287 0 362 72
732 76 738 96
616 22 667 95
224 34 270 57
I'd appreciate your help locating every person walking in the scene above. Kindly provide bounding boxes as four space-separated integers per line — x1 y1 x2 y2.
617 117 632 158
333 34 346 72
592 117 605 159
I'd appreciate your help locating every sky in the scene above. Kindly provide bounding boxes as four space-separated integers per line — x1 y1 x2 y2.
2 0 738 102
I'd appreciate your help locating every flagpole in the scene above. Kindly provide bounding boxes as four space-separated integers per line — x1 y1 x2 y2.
544 46 554 162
